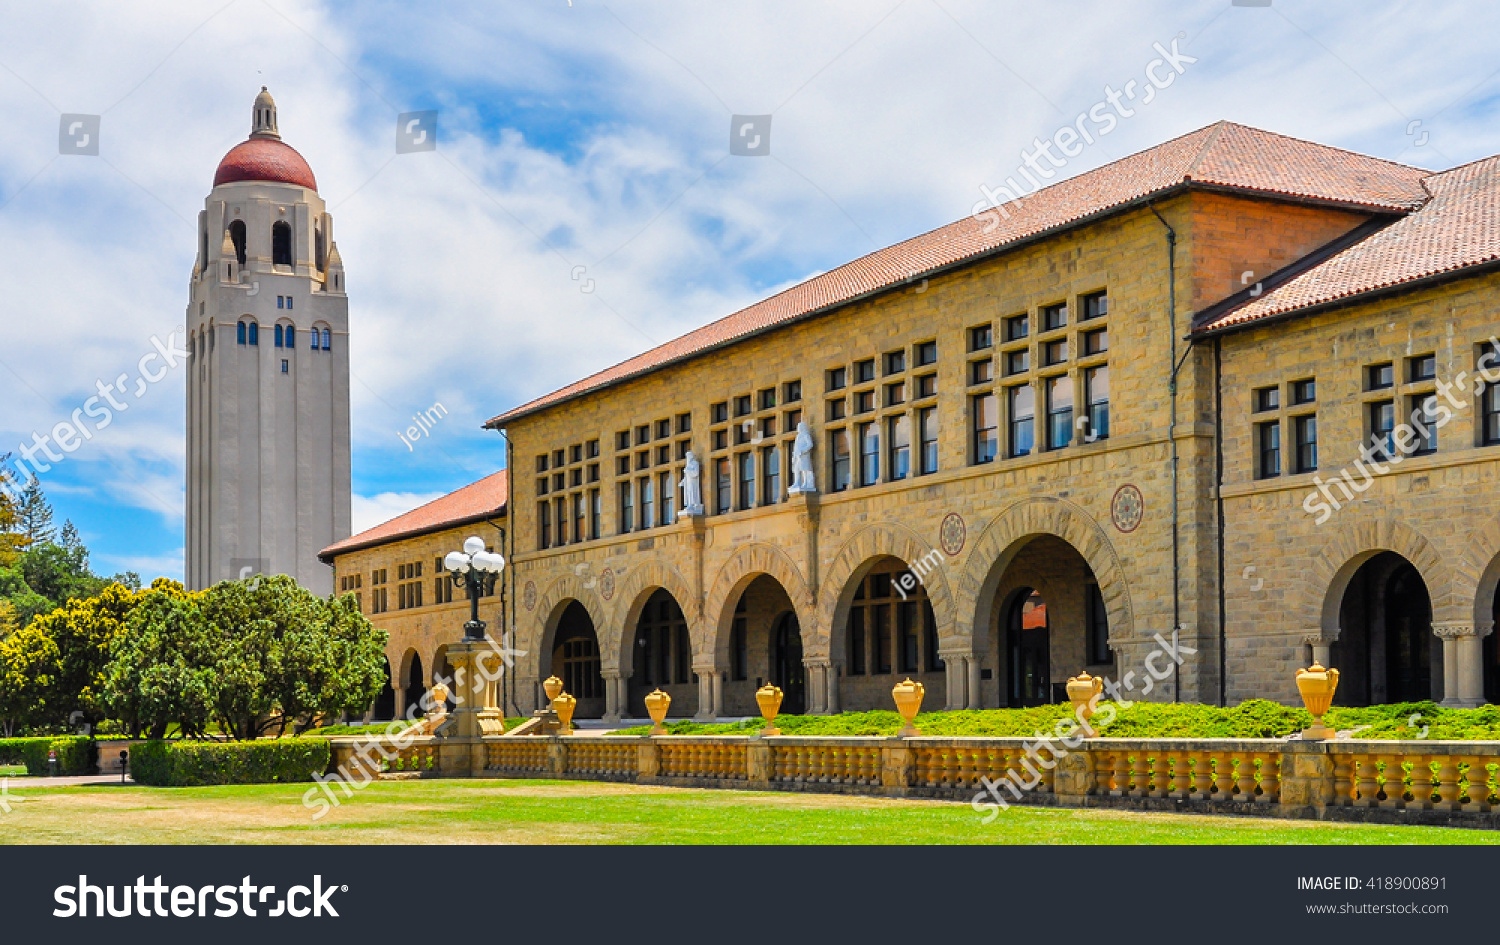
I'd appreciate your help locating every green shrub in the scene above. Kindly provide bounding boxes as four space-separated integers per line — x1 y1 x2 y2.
0 736 95 775
128 738 331 787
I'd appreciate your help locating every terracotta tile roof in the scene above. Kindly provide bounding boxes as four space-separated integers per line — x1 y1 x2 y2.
486 122 1427 427
1196 155 1500 333
318 470 507 561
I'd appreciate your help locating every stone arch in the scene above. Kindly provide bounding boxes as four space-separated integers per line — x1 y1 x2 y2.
613 559 699 652
396 646 424 688
957 496 1134 652
817 522 958 657
1310 517 1452 635
703 542 812 663
1459 512 1500 630
533 573 609 671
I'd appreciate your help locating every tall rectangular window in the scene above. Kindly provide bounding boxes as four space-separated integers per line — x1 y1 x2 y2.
888 415 910 481
918 406 938 474
830 429 851 492
573 493 586 542
538 502 551 549
589 489 601 540
858 422 880 486
1369 400 1395 458
1046 375 1073 449
640 477 655 528
1257 421 1281 478
715 458 732 514
873 604 892 674
619 482 634 533
972 393 998 464
762 445 781 505
737 452 754 510
1084 365 1109 441
1408 394 1438 454
555 497 568 544
1484 372 1500 445
848 607 866 675
1086 584 1110 664
1008 386 1034 458
1294 415 1318 473
658 472 674 525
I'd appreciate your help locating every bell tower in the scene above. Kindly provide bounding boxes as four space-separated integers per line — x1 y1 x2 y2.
185 88 352 594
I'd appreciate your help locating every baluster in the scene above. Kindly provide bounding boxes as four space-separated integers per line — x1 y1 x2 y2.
1407 754 1434 810
1331 753 1354 806
1130 751 1151 798
1433 754 1462 811
1145 750 1166 798
1257 751 1279 803
1464 757 1492 810
1209 753 1232 801
1232 752 1256 801
1109 750 1128 797
1354 755 1379 807
956 746 975 791
1377 753 1403 809
1188 751 1212 799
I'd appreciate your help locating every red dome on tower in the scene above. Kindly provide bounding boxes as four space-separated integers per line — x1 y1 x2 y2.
213 137 318 190
212 87 317 191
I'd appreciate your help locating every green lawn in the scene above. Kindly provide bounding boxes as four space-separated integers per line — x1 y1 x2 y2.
0 778 1495 844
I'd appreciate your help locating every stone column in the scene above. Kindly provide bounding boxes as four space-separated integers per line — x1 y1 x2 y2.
966 656 983 709
694 666 717 721
602 670 624 723
1301 630 1334 670
804 658 830 715
826 662 840 715
1434 622 1491 707
939 650 966 709
712 672 725 716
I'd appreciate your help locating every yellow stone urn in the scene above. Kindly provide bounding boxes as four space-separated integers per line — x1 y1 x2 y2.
543 675 564 705
644 688 672 735
1296 661 1340 740
892 678 925 737
1066 672 1105 737
552 691 577 734
755 684 784 736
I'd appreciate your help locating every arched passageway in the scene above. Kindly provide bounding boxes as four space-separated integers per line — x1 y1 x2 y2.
548 601 605 718
1330 551 1439 705
628 589 697 717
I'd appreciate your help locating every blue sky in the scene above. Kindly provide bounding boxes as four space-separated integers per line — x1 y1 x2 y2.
3 0 1500 581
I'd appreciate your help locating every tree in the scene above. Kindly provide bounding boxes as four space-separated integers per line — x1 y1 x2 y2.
21 582 144 728
17 542 110 613
0 621 60 736
17 477 54 546
103 585 215 738
0 457 27 566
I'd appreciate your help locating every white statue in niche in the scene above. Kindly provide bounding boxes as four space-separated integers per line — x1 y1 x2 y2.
788 421 817 495
680 450 704 515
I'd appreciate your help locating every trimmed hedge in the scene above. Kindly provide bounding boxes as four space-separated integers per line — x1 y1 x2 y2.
0 737 96 775
130 739 331 787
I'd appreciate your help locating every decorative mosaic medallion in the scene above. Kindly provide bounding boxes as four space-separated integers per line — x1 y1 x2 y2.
939 512 966 556
599 567 615 601
1111 484 1144 533
522 580 536 612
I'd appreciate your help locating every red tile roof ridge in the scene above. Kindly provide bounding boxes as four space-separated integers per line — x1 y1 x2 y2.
319 469 508 560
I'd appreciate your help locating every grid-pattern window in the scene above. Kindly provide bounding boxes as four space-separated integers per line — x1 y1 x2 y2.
612 416 686 530
537 439 599 547
640 476 655 527
370 569 388 615
844 561 941 678
710 384 797 514
825 341 934 489
432 559 453 605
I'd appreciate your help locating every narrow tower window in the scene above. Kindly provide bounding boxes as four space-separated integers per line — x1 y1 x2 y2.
228 220 247 266
272 221 293 267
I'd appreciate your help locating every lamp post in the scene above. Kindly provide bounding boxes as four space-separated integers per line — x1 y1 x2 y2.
445 536 506 641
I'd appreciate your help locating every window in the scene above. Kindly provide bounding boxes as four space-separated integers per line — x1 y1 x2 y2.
827 398 846 421
1003 314 1028 342
1291 379 1315 405
590 489 601 539
1408 394 1438 454
554 497 568 544
538 501 552 548
915 341 937 366
1409 354 1436 383
1046 375 1073 449
784 408 801 431
1254 386 1280 412
731 606 748 681
736 452 754 510
971 324 995 350
919 407 938 474
733 395 751 417
916 374 937 398
1081 291 1108 321
830 429 851 492
272 221 293 267
762 446 781 505
640 477 655 528
885 381 906 407
969 359 993 385
274 324 285 347
972 393 998 464
759 388 776 411
1257 421 1281 478
898 599 919 673
784 380 801 402
858 422 879 486
855 359 876 383
1086 584 1110 664
619 482 634 533
885 350 906 375
280 359 289 374
712 429 728 450
1083 328 1108 355
228 219 247 266
1008 386 1034 458
1004 349 1029 376
1370 400 1396 458
1483 347 1500 445
1042 302 1067 331
855 390 875 413
636 425 650 445
1044 339 1068 366
616 430 631 450
320 328 330 350
656 419 671 440
710 403 728 424
247 323 258 346
1368 363 1394 390
826 367 847 391
759 417 777 440
715 458 732 514
1294 414 1317 473
574 492 586 541
277 295 285 310
848 606 866 675
888 415 910 481
1084 365 1109 441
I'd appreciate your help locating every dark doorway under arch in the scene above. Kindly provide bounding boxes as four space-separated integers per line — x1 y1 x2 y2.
771 612 805 715
371 659 396 720
403 654 424 718
1006 588 1050 707
1331 552 1436 705
551 601 605 718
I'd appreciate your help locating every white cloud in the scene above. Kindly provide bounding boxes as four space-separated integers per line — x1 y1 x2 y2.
352 490 446 535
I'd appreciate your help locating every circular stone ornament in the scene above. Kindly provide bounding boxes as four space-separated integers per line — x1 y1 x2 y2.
939 512 966 556
1111 484 1144 533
